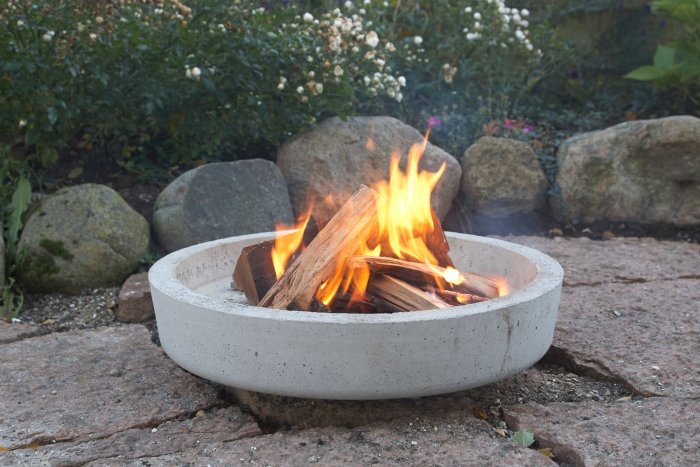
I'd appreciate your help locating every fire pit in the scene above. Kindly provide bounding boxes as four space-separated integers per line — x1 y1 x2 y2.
149 232 563 400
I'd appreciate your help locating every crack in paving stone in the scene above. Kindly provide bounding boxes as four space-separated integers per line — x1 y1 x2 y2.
541 345 657 397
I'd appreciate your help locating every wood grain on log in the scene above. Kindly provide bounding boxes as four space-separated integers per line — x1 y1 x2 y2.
259 186 378 310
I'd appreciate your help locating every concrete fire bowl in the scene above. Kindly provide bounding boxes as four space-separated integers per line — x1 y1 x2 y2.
149 233 563 400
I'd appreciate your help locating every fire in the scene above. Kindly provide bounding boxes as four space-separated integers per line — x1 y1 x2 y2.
315 130 449 307
271 208 312 279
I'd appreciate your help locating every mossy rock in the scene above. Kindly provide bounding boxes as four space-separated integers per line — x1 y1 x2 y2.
17 184 150 293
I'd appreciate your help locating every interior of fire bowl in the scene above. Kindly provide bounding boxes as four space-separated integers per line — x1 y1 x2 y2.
149 232 563 400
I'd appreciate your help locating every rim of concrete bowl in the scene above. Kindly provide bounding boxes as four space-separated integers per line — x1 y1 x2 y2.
149 232 563 399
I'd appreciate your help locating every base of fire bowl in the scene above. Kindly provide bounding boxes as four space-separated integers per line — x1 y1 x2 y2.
149 233 563 400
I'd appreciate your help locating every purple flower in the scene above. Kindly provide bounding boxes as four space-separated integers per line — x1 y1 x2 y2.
502 120 514 130
427 116 442 128
522 125 534 134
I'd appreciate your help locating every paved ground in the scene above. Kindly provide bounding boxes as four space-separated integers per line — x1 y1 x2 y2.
1 236 698 466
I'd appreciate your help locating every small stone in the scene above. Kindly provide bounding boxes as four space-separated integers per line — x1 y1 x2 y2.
548 228 563 237
580 227 593 237
410 440 418 446
651 365 660 371
307 455 320 463
196 410 206 417
151 428 158 433
612 310 622 317
116 272 154 323
494 428 508 437
601 230 616 240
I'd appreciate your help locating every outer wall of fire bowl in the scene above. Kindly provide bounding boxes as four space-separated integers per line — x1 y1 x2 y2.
149 233 563 400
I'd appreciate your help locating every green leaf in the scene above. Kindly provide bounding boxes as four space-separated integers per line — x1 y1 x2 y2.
512 429 536 447
6 176 32 246
625 65 670 81
47 107 58 125
654 45 676 70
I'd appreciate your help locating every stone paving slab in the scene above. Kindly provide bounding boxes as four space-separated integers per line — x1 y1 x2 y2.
505 397 700 466
232 364 625 430
0 320 40 344
0 325 222 449
498 236 700 285
2 406 261 465
103 413 554 466
555 279 700 397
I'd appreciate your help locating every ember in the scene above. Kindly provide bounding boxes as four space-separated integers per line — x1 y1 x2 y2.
233 131 508 312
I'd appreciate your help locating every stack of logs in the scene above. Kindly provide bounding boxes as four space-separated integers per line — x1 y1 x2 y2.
233 185 500 313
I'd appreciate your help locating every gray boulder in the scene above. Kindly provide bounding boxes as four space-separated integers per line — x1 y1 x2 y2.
17 184 150 293
455 137 547 234
277 116 461 225
556 116 700 225
153 160 293 252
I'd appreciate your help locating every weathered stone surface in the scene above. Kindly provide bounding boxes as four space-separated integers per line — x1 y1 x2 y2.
116 272 154 323
459 137 548 234
232 364 626 430
153 160 293 252
556 116 700 226
102 414 554 466
3 406 261 465
0 320 39 344
0 325 221 449
0 219 5 288
506 398 700 466
498 236 700 285
555 279 700 397
16 184 150 294
277 116 461 225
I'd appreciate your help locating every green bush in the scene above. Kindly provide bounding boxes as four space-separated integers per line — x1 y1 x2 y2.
626 0 700 109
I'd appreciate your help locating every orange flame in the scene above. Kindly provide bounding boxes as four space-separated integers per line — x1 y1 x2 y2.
271 208 312 279
315 130 449 307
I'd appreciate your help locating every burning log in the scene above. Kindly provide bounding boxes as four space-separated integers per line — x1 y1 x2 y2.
232 222 318 304
367 275 449 312
346 256 500 299
259 185 378 310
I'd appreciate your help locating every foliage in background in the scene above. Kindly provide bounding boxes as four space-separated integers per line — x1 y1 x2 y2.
626 0 700 109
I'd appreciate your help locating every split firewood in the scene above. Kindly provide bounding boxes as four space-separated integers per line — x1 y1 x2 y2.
367 275 450 312
346 255 500 299
259 185 379 310
232 221 318 305
431 288 488 306
424 210 454 268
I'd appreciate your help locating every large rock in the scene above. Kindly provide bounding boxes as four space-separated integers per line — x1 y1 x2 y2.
277 116 461 225
556 116 700 226
153 160 293 252
457 137 548 234
17 184 150 294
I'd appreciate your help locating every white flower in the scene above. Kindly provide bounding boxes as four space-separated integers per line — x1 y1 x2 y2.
473 12 482 20
277 83 285 90
364 76 371 86
344 1 353 9
365 31 379 48
191 67 201 78
521 8 530 17
364 0 370 4
42 31 55 42
18 119 27 128
395 92 403 102
185 68 192 78
296 86 304 94
334 65 344 76
413 35 423 45
526 42 534 51
464 7 472 13
89 33 97 40
95 16 104 24
515 29 525 40
398 76 406 87
308 71 315 78
16 20 24 27
315 83 324 94
303 12 314 23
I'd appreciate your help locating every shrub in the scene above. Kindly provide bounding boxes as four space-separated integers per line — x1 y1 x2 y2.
626 0 700 110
